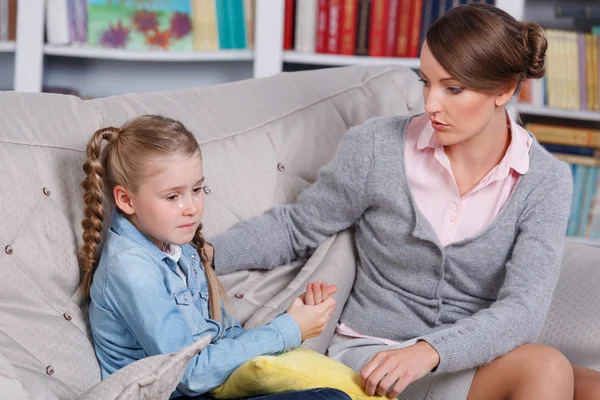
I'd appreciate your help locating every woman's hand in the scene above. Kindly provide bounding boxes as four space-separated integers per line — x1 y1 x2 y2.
360 341 440 398
304 281 337 305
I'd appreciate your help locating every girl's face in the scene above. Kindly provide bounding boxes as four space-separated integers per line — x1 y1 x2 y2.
118 154 205 249
419 41 500 147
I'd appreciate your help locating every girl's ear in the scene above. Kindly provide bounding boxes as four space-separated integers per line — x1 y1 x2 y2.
114 185 135 215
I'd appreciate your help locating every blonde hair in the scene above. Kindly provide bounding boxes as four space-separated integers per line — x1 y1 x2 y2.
80 115 228 323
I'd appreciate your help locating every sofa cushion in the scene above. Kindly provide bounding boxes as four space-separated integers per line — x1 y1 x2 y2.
78 335 211 400
537 242 600 371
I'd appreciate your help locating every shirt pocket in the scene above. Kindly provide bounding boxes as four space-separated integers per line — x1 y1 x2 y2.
173 288 204 334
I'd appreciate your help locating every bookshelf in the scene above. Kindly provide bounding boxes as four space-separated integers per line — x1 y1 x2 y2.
517 104 600 122
12 0 277 95
282 50 420 68
43 45 253 62
0 42 15 52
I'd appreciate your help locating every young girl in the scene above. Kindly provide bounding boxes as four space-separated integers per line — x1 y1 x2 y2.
206 4 600 400
80 115 350 399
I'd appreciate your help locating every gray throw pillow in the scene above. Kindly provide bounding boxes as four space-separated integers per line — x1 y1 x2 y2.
78 335 211 400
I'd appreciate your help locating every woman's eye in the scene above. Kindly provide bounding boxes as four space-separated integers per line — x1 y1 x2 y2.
448 87 463 95
193 186 202 193
418 78 429 86
167 195 178 201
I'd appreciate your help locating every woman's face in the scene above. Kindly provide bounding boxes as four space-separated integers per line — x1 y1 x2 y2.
419 41 500 147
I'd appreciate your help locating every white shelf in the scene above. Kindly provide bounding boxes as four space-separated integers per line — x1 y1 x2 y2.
0 41 15 52
43 45 254 62
517 103 600 122
282 51 420 68
566 236 600 247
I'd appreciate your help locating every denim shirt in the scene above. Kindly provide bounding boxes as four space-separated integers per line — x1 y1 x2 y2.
89 212 301 398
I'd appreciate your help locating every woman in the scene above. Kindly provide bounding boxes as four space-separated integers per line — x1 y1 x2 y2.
206 4 600 399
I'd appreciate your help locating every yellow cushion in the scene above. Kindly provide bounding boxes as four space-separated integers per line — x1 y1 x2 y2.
209 347 385 400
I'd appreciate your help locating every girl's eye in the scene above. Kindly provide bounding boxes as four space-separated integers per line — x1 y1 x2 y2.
167 195 179 201
448 87 463 95
418 78 429 86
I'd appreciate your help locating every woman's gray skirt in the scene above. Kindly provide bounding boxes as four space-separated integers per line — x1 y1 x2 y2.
327 333 476 400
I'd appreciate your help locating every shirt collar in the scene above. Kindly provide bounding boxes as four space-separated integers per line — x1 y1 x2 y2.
415 112 530 175
110 211 173 263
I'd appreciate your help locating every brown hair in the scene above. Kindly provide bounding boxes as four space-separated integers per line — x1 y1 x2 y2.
80 115 228 323
426 3 547 96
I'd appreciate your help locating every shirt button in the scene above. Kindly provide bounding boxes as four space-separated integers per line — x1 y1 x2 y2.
63 313 72 321
4 245 13 255
42 187 51 196
191 254 197 260
277 163 285 172
450 215 458 222
184 294 190 301
203 186 211 194
234 293 244 299
46 366 54 376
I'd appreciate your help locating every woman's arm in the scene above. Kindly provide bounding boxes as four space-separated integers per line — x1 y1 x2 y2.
419 162 574 374
209 121 376 275
104 251 301 396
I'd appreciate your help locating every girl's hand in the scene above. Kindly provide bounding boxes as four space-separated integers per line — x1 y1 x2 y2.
304 281 338 305
360 341 440 398
286 294 337 341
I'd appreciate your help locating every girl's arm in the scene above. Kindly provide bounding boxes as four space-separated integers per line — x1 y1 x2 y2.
104 252 301 396
418 162 574 374
208 120 376 275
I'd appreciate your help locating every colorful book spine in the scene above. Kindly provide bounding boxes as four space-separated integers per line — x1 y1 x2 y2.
294 0 317 53
316 0 328 53
355 0 371 55
339 0 357 55
216 0 232 49
384 0 398 57
394 0 411 57
368 0 387 56
326 0 342 53
283 0 295 50
567 164 588 236
407 0 423 57
578 166 599 236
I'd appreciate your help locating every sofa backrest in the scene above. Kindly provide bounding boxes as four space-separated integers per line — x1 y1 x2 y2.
0 65 424 397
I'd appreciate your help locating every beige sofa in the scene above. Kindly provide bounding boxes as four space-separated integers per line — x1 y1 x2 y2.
0 65 598 399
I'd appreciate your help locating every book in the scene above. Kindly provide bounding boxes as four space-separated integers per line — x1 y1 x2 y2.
339 0 358 55
526 123 600 147
87 0 193 50
294 0 317 53
283 0 295 50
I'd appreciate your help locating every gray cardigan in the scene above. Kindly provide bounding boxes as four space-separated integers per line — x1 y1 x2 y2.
210 114 573 374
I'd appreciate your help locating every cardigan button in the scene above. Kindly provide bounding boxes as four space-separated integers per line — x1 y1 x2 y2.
203 186 211 194
46 366 54 376
4 245 13 255
63 313 72 321
234 293 244 299
43 187 51 196
277 163 285 172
